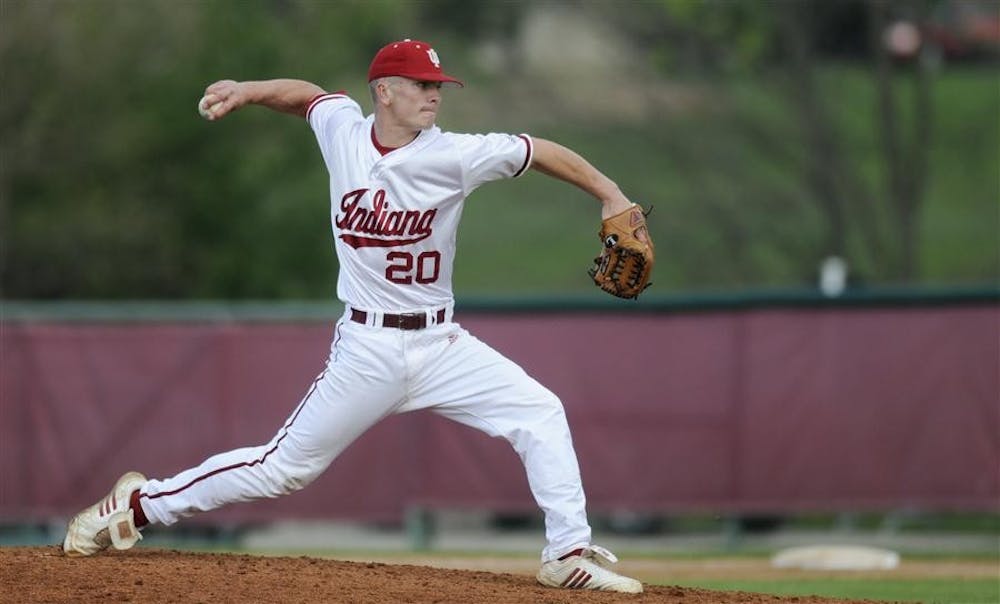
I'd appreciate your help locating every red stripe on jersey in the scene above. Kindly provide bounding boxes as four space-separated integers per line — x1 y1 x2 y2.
513 134 533 178
305 90 348 122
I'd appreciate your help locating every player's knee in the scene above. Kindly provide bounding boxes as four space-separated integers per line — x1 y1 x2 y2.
272 467 322 495
280 473 314 493
512 392 569 441
265 454 325 495
538 391 567 421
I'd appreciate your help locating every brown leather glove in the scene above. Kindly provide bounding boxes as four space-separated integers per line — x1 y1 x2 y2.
588 205 654 299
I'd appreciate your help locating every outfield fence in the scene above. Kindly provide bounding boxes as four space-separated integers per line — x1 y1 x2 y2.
2 287 997 524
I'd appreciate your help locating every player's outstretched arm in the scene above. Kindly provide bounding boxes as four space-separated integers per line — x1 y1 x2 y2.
530 138 634 219
198 79 326 121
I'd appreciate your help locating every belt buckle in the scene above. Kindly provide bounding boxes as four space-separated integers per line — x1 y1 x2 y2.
393 312 424 330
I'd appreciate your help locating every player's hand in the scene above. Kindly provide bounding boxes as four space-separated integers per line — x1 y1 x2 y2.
197 80 246 121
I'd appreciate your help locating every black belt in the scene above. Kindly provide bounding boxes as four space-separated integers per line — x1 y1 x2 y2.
350 308 446 330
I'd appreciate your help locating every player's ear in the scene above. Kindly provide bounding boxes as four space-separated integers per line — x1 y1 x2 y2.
374 78 394 106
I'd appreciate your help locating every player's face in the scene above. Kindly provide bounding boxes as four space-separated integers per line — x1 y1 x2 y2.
387 78 442 130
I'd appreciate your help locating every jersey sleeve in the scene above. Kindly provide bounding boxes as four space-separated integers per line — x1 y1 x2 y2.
306 92 364 163
448 132 534 196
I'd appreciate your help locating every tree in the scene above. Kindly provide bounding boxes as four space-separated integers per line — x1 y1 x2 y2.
867 0 935 280
639 0 938 283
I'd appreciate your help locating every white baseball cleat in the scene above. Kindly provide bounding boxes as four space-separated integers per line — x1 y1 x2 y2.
63 471 147 557
537 545 643 593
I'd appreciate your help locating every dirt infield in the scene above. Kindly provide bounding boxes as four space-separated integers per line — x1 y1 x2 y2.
1 546 889 604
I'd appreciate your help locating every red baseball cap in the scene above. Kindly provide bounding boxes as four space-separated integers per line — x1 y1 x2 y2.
368 39 464 87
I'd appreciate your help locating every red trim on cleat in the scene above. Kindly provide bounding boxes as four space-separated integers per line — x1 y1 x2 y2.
557 548 585 561
129 489 148 528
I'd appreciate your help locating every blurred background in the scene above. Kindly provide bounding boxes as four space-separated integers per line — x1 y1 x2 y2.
1 0 998 575
2 0 997 297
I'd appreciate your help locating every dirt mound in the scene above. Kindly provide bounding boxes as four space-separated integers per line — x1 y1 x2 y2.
2 546 878 603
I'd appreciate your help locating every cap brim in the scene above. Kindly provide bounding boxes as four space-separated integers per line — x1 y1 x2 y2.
400 72 465 87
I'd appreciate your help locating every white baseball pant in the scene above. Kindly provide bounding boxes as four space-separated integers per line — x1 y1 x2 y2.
138 307 592 561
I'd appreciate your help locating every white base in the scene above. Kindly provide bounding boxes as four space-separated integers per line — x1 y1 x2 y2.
771 545 900 571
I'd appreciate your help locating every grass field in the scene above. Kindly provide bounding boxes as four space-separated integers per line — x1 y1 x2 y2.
224 547 999 604
671 577 999 603
444 65 999 296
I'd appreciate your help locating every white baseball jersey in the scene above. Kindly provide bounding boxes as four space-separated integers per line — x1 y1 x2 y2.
306 92 533 312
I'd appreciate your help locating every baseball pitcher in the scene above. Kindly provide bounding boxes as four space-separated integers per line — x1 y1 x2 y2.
63 39 652 593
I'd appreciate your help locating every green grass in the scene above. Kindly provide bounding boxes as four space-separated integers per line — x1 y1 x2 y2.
450 65 999 294
669 578 1000 604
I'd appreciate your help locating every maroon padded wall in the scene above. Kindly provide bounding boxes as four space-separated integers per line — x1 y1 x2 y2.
1 304 997 524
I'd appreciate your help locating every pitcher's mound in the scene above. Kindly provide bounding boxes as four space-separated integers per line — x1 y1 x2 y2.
2 546 878 603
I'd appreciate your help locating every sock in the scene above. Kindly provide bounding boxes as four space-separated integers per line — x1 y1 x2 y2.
558 548 585 561
129 490 149 528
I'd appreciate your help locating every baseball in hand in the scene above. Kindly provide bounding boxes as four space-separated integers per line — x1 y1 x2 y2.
197 94 225 120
